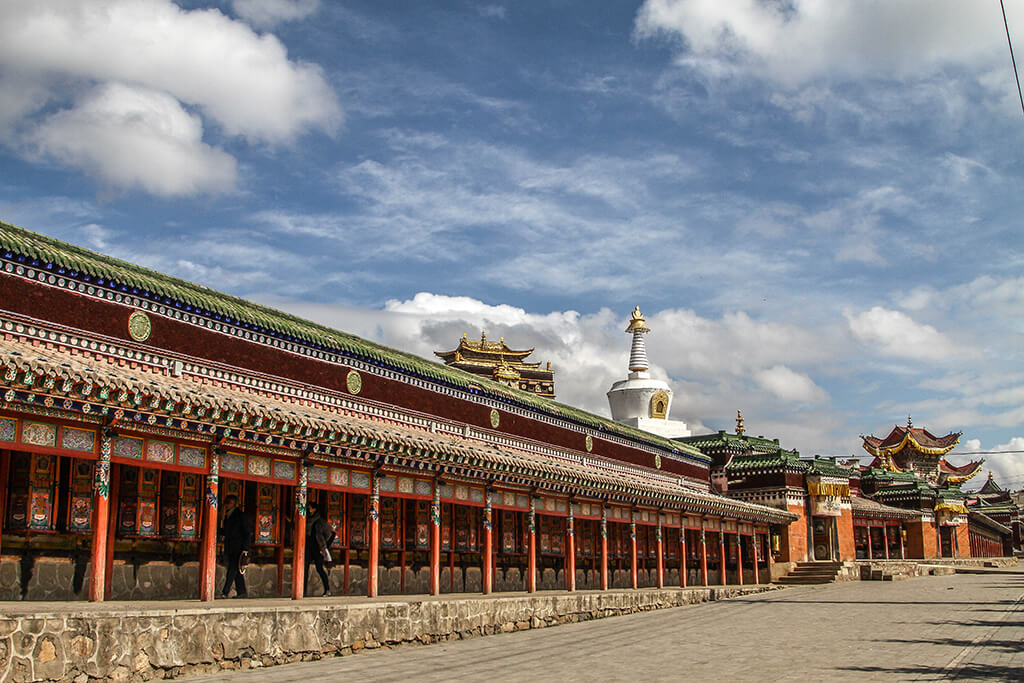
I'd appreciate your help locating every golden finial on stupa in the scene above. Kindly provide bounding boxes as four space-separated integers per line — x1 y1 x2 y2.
907 415 913 428
625 305 650 333
736 410 745 436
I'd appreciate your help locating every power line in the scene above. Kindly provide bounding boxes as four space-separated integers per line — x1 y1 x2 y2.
1001 0 1024 117
947 449 1024 456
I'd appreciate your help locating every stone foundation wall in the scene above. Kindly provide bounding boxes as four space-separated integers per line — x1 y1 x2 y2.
0 585 776 682
1 558 751 602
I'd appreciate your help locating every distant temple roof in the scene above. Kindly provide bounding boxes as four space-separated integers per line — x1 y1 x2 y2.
435 331 555 398
862 420 962 457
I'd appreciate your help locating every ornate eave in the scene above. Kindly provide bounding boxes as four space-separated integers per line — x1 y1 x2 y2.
0 331 794 524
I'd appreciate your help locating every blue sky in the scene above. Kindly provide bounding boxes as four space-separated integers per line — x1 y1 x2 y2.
1 1 1023 489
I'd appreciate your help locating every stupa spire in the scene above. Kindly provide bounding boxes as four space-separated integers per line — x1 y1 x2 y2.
736 410 745 436
626 306 651 373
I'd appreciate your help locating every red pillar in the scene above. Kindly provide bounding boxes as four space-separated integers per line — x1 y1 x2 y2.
736 533 744 586
719 531 726 585
600 508 609 591
88 435 113 602
527 499 537 593
565 505 576 591
655 520 664 589
680 524 687 588
367 472 380 597
752 533 760 585
0 449 9 556
883 524 890 560
291 465 308 600
482 492 493 594
899 525 906 559
429 481 441 595
199 450 219 601
630 518 638 589
103 463 120 601
700 522 709 587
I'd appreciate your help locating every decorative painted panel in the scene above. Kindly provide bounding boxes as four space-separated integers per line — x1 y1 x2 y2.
441 503 452 550
543 497 555 512
0 417 15 442
254 483 277 544
555 499 567 513
397 477 414 494
21 422 56 447
177 473 200 539
221 452 245 473
348 493 368 548
455 485 469 501
61 427 96 452
247 455 271 478
501 510 517 553
329 468 349 488
178 446 206 469
415 479 431 497
112 436 144 460
469 487 484 504
146 440 176 464
516 494 529 509
272 460 296 481
325 491 345 547
307 465 329 484
414 500 430 549
502 492 516 507
350 471 370 489
67 459 94 533
379 475 397 493
440 484 454 499
380 497 399 549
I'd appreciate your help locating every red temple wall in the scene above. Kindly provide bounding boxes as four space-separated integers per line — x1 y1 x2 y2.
955 523 971 558
780 502 808 562
837 507 856 561
0 274 710 483
905 520 938 559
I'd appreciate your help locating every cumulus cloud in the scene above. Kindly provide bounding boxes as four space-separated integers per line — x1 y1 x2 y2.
634 1 1004 88
0 0 340 195
232 0 320 29
845 306 973 361
755 365 827 403
960 437 1024 492
29 83 237 197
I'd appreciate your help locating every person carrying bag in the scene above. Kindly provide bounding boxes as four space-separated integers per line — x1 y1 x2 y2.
305 501 336 596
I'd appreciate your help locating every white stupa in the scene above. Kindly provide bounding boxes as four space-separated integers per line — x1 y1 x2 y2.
606 306 691 439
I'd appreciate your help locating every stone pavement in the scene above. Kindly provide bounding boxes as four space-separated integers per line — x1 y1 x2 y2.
193 572 1024 682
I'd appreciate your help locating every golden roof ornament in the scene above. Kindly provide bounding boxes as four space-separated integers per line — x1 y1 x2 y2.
736 410 745 436
625 306 650 333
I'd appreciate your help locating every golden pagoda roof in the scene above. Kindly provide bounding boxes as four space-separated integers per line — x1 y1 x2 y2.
861 422 961 457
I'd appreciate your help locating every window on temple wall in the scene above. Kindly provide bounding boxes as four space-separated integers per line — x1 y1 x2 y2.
6 452 58 531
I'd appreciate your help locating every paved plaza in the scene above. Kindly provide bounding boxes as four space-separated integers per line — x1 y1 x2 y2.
193 571 1024 682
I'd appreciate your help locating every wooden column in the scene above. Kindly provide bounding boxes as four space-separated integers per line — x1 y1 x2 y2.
655 518 664 589
482 492 493 594
429 480 441 595
367 472 380 597
718 530 726 585
629 517 638 589
0 449 9 556
103 463 120 601
679 524 687 588
88 434 113 602
291 464 308 600
867 527 873 560
565 503 576 592
736 532 744 586
752 533 759 585
899 525 906 560
600 508 608 591
700 521 709 587
527 499 537 593
883 524 890 560
199 449 219 601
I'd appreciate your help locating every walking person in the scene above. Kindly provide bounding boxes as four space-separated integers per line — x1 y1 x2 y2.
306 501 336 596
220 494 251 598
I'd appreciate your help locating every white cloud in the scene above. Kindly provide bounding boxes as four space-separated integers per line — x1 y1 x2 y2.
478 5 507 21
233 0 320 28
960 437 1024 492
0 0 340 194
755 365 828 403
634 1 1004 89
845 306 973 361
29 83 237 197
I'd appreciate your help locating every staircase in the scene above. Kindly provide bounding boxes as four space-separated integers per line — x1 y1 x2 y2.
775 561 842 585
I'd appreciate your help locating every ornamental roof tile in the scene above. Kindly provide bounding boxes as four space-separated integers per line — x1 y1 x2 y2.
862 424 961 456
0 220 705 462
850 496 922 521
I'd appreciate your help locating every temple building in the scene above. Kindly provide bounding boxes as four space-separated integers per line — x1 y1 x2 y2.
965 473 1021 556
435 332 555 398
607 307 691 439
0 222 793 602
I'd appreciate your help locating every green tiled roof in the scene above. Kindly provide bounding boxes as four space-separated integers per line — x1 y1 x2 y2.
805 457 859 478
0 220 707 462
679 431 799 457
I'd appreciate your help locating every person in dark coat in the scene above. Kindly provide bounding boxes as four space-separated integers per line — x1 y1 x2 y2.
219 494 251 598
306 501 335 597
